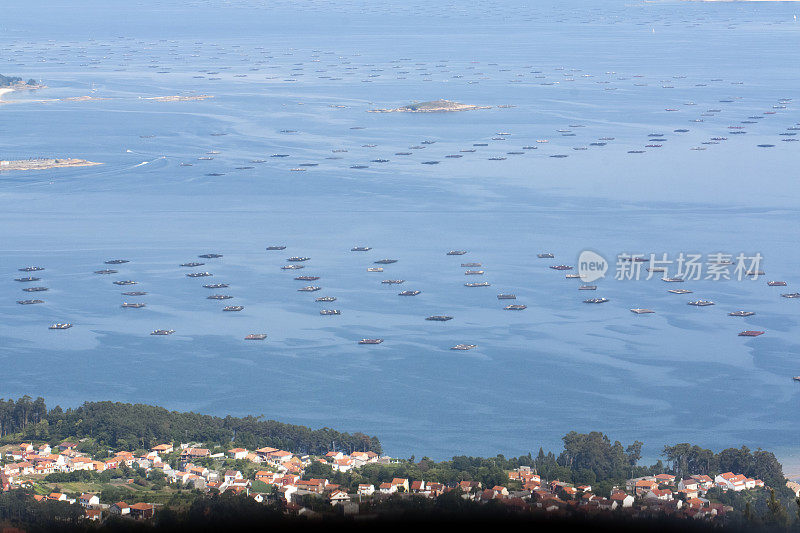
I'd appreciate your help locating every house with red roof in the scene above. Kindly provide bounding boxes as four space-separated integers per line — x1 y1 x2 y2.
333 457 353 472
255 471 279 484
410 480 428 494
228 448 248 460
634 478 658 496
129 502 155 519
179 448 209 461
645 488 674 501
255 447 278 458
458 480 482 493
610 491 634 508
152 444 174 454
492 485 509 497
85 509 103 521
391 478 409 492
685 497 705 509
690 474 714 490
70 457 96 471
427 482 446 497
109 502 130 515
266 450 293 464
655 473 676 485
79 494 100 508
297 479 326 493
715 472 752 491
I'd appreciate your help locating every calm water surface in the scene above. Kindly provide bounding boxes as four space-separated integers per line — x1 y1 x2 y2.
1 0 798 471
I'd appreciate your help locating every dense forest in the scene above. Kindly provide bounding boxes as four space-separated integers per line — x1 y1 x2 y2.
0 396 381 455
0 74 37 87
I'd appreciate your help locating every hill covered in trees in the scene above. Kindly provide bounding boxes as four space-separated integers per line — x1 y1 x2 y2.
0 398 787 492
302 431 787 498
0 396 381 455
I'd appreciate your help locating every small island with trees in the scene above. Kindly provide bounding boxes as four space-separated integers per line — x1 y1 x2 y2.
0 74 45 95
0 74 40 88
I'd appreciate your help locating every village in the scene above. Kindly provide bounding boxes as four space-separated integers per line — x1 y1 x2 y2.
0 439 779 524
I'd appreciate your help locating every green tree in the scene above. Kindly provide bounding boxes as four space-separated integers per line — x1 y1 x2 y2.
764 488 790 528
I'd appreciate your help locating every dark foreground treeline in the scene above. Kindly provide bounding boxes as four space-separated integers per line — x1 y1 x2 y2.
1 490 797 533
0 396 381 455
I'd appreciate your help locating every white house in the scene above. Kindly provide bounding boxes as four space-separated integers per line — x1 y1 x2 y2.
228 448 248 460
224 470 243 484
333 458 353 473
282 485 298 502
329 490 350 505
645 488 673 501
357 484 375 496
379 482 396 495
714 473 749 492
79 494 100 508
690 475 714 490
267 450 293 464
610 492 635 508
109 502 130 515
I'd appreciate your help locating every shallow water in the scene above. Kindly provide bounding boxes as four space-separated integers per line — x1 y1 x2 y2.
1 0 798 470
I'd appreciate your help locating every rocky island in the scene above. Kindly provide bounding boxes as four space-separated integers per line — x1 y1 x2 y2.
0 158 102 172
369 99 491 113
0 74 45 101
141 94 215 102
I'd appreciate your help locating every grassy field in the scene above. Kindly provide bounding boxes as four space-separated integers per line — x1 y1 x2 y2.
24 477 202 508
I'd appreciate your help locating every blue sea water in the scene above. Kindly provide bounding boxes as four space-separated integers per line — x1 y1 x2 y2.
1 0 798 472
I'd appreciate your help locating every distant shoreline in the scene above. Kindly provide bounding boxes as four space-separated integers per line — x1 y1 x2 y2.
0 86 214 105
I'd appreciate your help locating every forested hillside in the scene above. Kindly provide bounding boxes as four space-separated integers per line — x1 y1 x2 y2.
0 396 381 455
